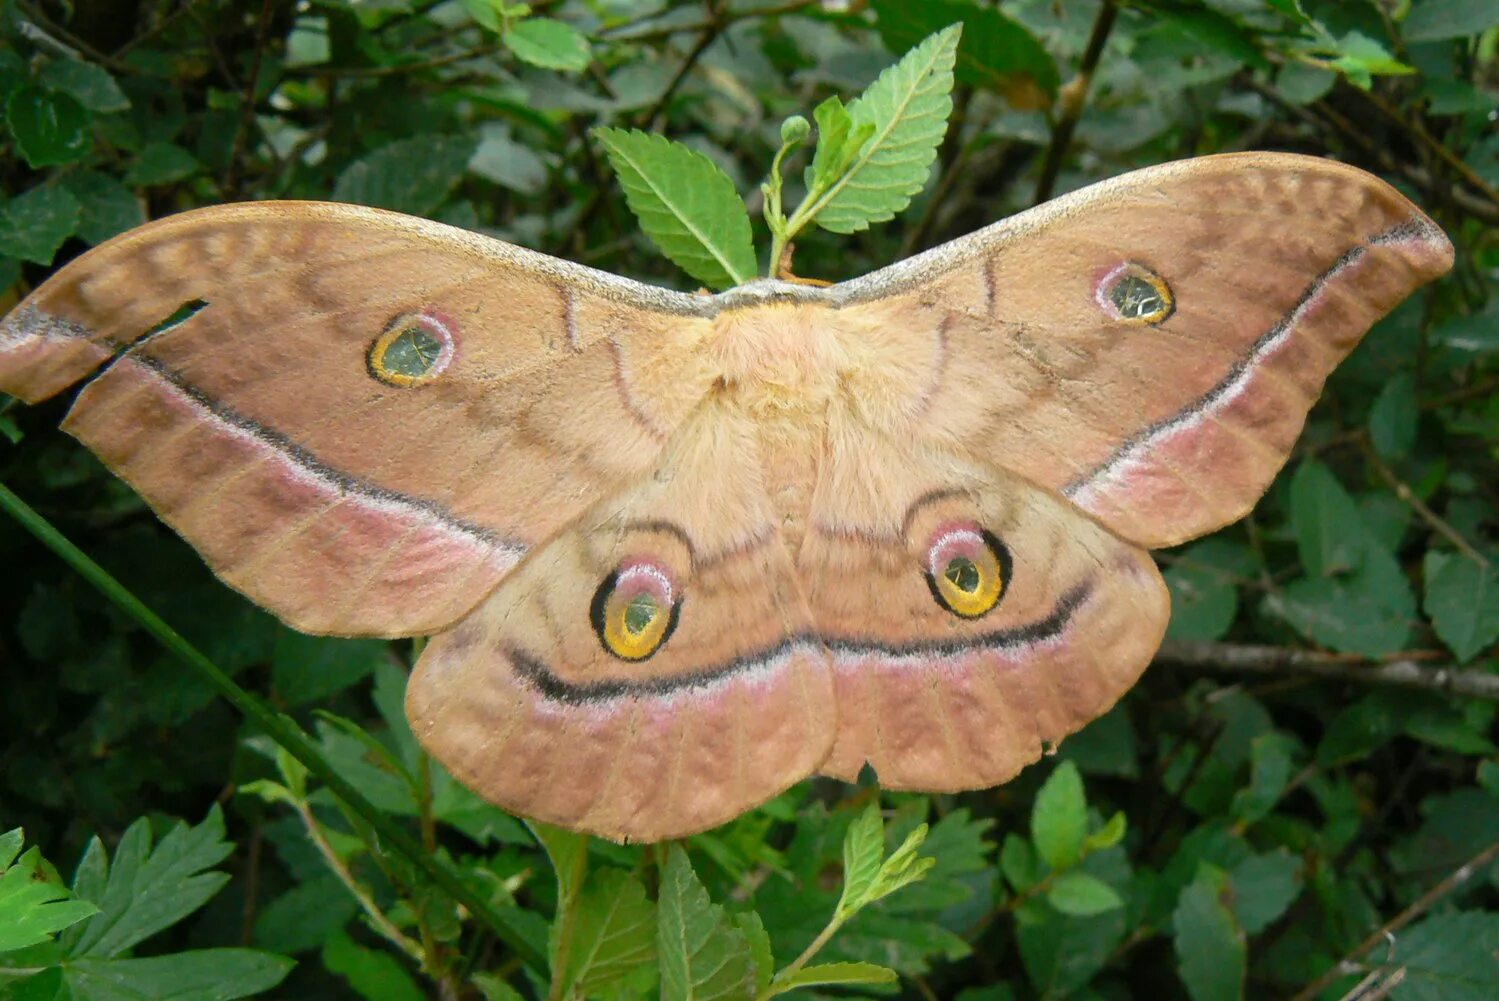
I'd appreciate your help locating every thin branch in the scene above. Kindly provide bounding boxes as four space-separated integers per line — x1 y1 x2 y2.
635 3 725 132
1156 640 1499 701
222 0 277 195
1363 443 1490 568
1033 0 1118 204
1291 838 1499 1001
601 0 821 42
292 43 495 78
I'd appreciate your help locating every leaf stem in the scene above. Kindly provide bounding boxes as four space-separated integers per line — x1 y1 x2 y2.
761 914 845 1000
0 481 548 974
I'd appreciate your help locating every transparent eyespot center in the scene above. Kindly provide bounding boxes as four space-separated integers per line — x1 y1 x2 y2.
926 525 1009 619
592 560 679 661
367 311 455 387
1096 263 1174 325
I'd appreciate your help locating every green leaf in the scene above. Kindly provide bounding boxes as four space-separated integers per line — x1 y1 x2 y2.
38 60 130 113
1031 761 1087 870
1082 811 1127 854
59 171 144 245
6 87 91 167
1390 910 1499 1000
1423 551 1499 662
504 18 592 73
1403 0 1499 42
560 869 657 997
594 127 756 290
253 877 357 955
67 807 234 959
332 135 477 216
123 142 201 186
322 930 424 1001
1172 866 1245 1001
63 949 293 1001
1230 733 1297 824
735 911 774 996
1046 871 1124 916
1328 32 1415 90
473 973 526 1001
273 631 384 706
871 0 1056 108
1165 539 1257 642
0 841 99 952
1289 460 1364 577
0 184 81 265
1369 372 1419 460
836 803 886 918
773 961 897 992
1001 835 1041 892
657 846 754 1001
529 821 588 905
1268 538 1416 657
1227 851 1302 935
801 23 960 234
808 96 872 194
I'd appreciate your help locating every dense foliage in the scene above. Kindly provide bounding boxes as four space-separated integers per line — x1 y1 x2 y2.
1 1 1497 998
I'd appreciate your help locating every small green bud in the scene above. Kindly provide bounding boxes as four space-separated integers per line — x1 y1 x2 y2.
780 115 811 145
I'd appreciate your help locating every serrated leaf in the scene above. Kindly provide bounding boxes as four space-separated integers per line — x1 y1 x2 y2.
1032 761 1087 870
1227 851 1302 935
59 171 144 245
1289 460 1364 578
323 930 424 1001
836 804 886 918
1423 551 1499 662
657 846 754 1001
1000 834 1041 892
39 60 130 113
0 829 22 870
505 18 592 73
6 87 91 167
63 949 293 1001
253 877 357 955
123 142 201 186
1369 372 1419 460
1404 0 1499 42
1268 537 1415 658
735 911 774 996
1046 870 1124 916
595 127 756 290
561 869 656 997
1389 910 1499 1000
871 0 1057 108
0 184 80 265
808 96 870 193
1230 733 1297 824
68 807 234 959
802 23 960 234
0 844 99 952
1173 866 1245 1001
773 961 897 992
332 135 476 216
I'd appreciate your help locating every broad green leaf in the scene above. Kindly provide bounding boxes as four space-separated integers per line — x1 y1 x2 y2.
1046 871 1124 916
38 60 130 112
6 87 91 167
1403 0 1499 42
253 877 358 955
1423 551 1499 662
802 24 960 234
323 930 424 1001
505 18 592 73
594 128 756 290
773 961 897 992
735 911 774 996
836 803 886 918
0 843 99 952
1276 60 1336 104
59 171 144 245
123 142 200 186
1031 761 1087 870
657 846 754 1001
1081 811 1127 854
1173 866 1245 1001
1015 894 1126 997
1328 32 1414 89
1227 851 1302 934
0 184 80 265
473 973 526 1001
470 124 550 194
871 0 1056 108
1268 538 1416 657
1390 910 1499 1000
1289 460 1364 577
1369 373 1419 460
63 949 293 1001
560 869 656 997
1000 834 1040 892
868 823 935 907
1230 733 1297 824
1164 539 1258 641
68 807 234 959
332 135 477 216
529 821 588 904
273 630 384 706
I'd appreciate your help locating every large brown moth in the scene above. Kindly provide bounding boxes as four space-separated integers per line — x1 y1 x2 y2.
0 153 1451 842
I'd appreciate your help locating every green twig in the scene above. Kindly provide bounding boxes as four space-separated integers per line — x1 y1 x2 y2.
0 481 548 975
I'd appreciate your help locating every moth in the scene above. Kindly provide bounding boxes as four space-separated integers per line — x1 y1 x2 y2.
0 153 1451 842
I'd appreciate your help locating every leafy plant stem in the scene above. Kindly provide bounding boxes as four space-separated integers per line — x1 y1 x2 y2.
763 129 804 277
1033 0 1117 204
760 914 844 1000
0 481 549 974
544 842 589 1001
295 802 425 966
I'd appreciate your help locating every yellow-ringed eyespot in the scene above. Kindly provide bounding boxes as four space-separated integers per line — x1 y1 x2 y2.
591 559 682 661
367 310 456 387
924 523 1010 619
1095 262 1174 325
